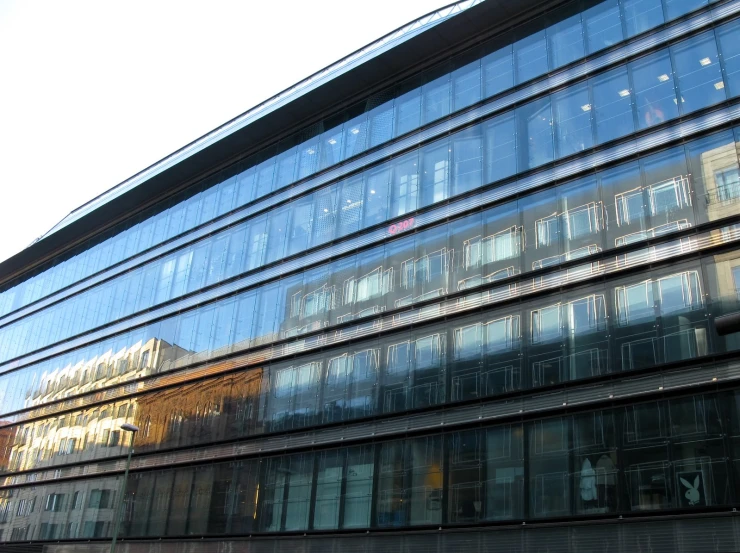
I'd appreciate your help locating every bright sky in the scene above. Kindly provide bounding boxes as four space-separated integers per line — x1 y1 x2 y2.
0 0 446 264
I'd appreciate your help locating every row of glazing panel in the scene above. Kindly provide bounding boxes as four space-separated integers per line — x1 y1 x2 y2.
3 245 740 474
0 125 739 416
0 123 739 414
1 389 740 541
2 21 739 366
0 0 726 319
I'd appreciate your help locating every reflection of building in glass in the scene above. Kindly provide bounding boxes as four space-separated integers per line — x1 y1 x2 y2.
4 0 740 550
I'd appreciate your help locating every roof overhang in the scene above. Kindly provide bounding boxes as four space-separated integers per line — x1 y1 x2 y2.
0 0 555 286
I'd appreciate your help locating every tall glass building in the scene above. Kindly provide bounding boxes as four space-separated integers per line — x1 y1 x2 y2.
3 0 740 551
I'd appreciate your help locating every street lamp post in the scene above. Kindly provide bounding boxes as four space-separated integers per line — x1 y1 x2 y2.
110 423 139 553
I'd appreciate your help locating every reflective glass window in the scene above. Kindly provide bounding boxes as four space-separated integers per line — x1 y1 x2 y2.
552 83 594 158
452 57 482 111
367 94 395 148
548 13 585 69
452 126 483 196
484 113 517 183
718 22 740 99
631 51 678 130
395 84 422 137
515 31 548 84
583 0 625 54
483 45 514 99
622 0 665 37
422 69 451 125
591 66 635 144
663 0 708 21
672 32 726 115
517 97 554 170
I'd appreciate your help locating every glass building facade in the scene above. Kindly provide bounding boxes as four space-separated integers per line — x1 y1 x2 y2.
4 0 740 551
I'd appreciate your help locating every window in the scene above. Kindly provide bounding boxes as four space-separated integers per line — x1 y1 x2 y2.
715 167 740 203
45 493 66 512
486 316 521 353
536 214 560 248
631 52 678 130
671 32 725 115
327 349 378 386
616 280 654 324
302 284 335 318
548 14 585 70
657 271 702 315
732 266 740 300
344 267 393 304
401 248 449 289
415 334 443 369
552 84 593 158
15 498 35 517
464 227 522 269
87 489 113 509
531 304 562 343
565 203 602 240
273 362 320 398
615 176 691 225
568 295 607 334
386 341 411 376
649 176 692 215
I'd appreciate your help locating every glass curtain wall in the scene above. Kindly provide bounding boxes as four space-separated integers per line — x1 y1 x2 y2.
0 0 728 320
2 390 740 540
2 20 740 366
4 245 740 474
1 120 740 415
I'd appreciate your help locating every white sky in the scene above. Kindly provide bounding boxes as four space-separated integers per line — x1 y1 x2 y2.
0 0 446 264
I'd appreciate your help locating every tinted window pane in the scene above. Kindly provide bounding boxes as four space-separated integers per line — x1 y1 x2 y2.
552 84 594 159
518 96 554 170
592 66 635 144
548 14 585 69
484 113 517 183
672 32 725 115
483 45 514 98
583 0 625 54
631 52 678 130
622 0 664 37
452 59 482 111
717 22 740 98
515 31 548 84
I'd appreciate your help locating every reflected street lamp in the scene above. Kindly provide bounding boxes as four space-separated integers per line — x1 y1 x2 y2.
110 423 139 553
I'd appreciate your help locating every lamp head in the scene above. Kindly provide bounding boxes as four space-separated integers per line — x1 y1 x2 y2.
120 423 139 433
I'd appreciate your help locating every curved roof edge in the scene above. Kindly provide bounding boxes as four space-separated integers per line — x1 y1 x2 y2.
42 0 484 240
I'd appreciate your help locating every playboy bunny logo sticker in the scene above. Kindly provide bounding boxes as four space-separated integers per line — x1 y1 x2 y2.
679 474 701 506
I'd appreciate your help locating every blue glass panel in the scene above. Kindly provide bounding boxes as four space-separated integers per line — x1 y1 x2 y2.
552 83 594 159
592 66 635 144
515 31 548 84
517 96 554 170
548 13 585 69
583 0 625 54
717 22 740 99
631 51 678 130
482 45 514 99
622 0 665 38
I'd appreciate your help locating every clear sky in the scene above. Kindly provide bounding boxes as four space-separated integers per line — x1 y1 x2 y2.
0 0 446 263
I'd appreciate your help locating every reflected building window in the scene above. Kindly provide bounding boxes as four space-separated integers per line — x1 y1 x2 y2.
344 267 393 305
464 226 522 269
615 175 692 225
715 167 740 203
